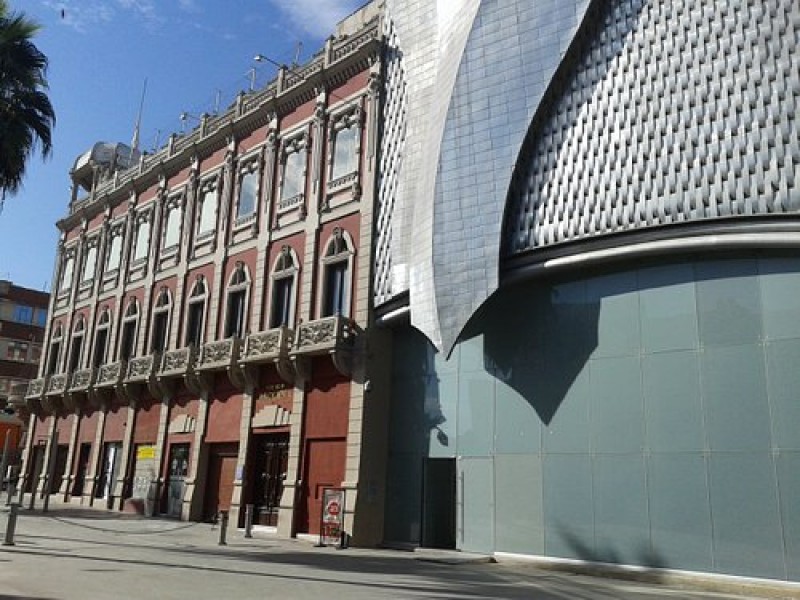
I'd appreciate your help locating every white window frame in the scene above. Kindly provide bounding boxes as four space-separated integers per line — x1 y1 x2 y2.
278 134 308 213
184 277 208 347
268 246 299 329
318 228 355 318
223 263 250 339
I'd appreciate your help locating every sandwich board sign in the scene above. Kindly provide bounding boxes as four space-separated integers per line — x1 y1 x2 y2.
320 487 346 547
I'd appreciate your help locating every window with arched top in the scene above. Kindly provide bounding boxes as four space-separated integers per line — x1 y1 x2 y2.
68 316 86 372
224 263 250 338
270 246 299 328
185 277 207 347
92 309 111 368
150 287 172 353
119 299 140 360
47 322 63 375
320 228 354 317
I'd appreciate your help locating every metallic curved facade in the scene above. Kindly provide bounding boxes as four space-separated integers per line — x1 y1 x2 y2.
381 0 800 353
504 0 800 255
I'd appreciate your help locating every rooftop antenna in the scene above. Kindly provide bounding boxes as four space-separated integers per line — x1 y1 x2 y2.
131 78 148 153
293 41 303 67
213 89 221 115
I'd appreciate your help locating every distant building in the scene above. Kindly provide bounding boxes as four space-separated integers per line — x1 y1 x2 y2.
22 2 387 544
0 280 48 420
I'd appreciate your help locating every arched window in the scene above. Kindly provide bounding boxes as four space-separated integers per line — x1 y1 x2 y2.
68 316 85 372
150 288 172 353
270 246 298 328
47 322 63 375
224 263 250 338
92 309 111 368
185 277 207 347
119 299 139 360
320 228 353 317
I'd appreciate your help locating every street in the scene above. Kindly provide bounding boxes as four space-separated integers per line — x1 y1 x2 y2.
0 503 781 600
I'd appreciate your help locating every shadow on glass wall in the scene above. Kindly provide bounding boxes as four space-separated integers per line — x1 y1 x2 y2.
475 278 600 425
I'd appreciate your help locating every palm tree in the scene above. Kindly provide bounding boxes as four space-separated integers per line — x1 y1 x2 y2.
0 0 55 205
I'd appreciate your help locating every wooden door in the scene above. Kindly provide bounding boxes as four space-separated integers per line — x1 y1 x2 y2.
297 438 346 534
203 444 238 522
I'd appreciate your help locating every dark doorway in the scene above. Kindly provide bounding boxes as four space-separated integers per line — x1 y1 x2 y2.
163 443 189 518
249 433 289 526
72 443 91 497
25 444 45 493
421 458 456 549
52 445 69 496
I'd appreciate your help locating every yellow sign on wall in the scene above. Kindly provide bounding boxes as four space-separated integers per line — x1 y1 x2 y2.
137 445 156 460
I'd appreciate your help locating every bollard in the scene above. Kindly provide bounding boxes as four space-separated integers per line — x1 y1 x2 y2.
218 510 228 546
3 503 18 546
244 504 254 539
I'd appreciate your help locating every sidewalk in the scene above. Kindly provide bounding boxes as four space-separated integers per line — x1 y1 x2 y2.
0 498 793 600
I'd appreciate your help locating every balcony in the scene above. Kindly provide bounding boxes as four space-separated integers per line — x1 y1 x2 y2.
126 354 159 384
26 377 46 400
69 368 95 393
94 360 127 390
292 315 355 356
45 373 70 397
241 327 293 364
291 315 357 377
159 346 197 379
197 338 242 372
25 377 47 413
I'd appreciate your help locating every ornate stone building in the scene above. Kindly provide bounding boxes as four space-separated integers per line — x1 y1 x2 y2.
22 3 388 544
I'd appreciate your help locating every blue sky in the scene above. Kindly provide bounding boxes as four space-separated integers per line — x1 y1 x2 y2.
1 0 362 292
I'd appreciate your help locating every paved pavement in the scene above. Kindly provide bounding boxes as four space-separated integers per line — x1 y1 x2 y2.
0 501 792 600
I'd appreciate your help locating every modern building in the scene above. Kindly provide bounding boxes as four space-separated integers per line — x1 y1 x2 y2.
0 280 48 433
376 0 800 585
22 3 388 545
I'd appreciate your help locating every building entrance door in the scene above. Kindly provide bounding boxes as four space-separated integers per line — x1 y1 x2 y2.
250 433 289 526
95 442 122 508
203 443 238 522
421 458 456 549
72 443 91 497
297 437 346 535
164 443 189 518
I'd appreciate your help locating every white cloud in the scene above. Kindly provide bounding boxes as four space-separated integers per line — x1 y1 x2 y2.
269 0 362 39
42 0 165 33
43 1 113 34
116 0 165 29
177 0 200 14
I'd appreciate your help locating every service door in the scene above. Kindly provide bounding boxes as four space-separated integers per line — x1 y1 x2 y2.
203 443 238 522
297 438 346 535
422 458 456 549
